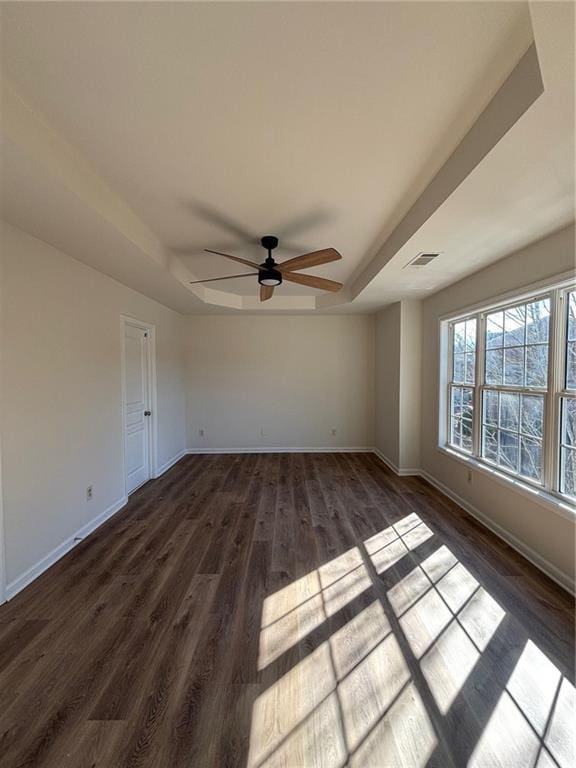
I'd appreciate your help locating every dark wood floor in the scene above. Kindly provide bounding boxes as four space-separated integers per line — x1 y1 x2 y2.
0 453 573 768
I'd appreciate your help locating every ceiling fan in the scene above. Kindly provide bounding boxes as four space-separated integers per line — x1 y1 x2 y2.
189 235 343 301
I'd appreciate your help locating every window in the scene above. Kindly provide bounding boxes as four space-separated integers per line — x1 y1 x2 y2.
560 290 576 498
448 318 476 452
444 281 576 504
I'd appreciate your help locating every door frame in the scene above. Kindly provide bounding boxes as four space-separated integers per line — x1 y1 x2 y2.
120 315 158 497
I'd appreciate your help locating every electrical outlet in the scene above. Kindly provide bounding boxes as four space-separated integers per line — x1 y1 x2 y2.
199 428 205 437
331 428 337 436
466 470 473 485
86 485 94 501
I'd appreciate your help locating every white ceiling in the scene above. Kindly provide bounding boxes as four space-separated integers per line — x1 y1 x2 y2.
0 1 573 313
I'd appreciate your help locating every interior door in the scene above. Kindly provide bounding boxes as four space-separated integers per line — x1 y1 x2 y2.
123 323 150 494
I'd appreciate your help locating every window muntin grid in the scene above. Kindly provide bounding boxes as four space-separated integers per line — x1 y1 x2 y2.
444 283 576 504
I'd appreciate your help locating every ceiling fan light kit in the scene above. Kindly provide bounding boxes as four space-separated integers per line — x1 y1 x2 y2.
258 268 282 287
194 234 343 301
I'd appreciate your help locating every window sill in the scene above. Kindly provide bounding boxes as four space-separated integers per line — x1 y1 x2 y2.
436 445 576 523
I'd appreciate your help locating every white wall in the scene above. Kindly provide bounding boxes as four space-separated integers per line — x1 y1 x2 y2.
0 222 186 593
375 300 422 472
421 224 576 589
185 315 375 451
375 304 401 466
399 300 422 470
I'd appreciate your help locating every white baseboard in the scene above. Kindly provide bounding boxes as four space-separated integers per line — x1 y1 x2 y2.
5 495 127 602
419 470 575 595
372 448 420 476
186 446 373 455
4 448 572 603
371 450 574 595
153 448 187 478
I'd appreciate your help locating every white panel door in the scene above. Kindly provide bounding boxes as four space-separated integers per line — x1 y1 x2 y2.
124 324 150 494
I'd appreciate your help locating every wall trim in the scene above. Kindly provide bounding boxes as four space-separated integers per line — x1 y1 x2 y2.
372 448 420 476
5 495 127 602
154 449 187 478
187 446 374 455
420 470 575 595
371 451 574 595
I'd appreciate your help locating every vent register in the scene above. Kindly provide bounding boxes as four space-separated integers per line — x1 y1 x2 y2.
405 252 440 267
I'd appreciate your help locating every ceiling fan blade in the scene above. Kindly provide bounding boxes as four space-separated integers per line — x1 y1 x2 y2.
204 249 261 271
260 285 275 302
277 248 342 272
189 273 255 285
282 271 343 292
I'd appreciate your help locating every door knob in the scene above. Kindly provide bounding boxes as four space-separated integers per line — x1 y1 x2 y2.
144 410 151 416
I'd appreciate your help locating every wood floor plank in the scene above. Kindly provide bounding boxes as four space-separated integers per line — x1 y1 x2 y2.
0 452 573 768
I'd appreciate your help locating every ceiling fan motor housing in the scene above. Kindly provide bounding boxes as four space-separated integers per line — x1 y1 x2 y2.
258 267 282 287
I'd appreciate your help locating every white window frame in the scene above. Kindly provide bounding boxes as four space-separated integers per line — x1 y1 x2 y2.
439 275 576 512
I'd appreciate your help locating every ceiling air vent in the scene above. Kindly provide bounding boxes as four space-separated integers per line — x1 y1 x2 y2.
405 252 440 267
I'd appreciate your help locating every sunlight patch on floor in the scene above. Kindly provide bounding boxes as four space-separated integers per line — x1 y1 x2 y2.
349 683 437 768
329 601 391 679
543 677 576 768
259 570 323 669
469 641 575 768
258 547 372 670
250 512 572 768
249 642 338 767
469 689 541 767
421 619 480 714
400 588 453 659
365 513 434 578
321 561 371 618
338 634 410 752
457 587 505 651
507 640 561 736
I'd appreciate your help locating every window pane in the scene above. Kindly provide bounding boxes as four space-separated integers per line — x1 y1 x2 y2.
525 344 548 387
453 322 466 353
561 447 576 498
449 386 473 453
567 341 576 390
520 437 542 482
504 306 525 347
450 418 461 446
453 353 465 383
465 319 476 351
500 393 519 431
465 353 475 385
483 425 498 462
525 298 550 344
500 431 519 472
486 311 504 349
485 349 503 385
521 395 544 439
568 292 576 342
462 420 473 452
504 347 524 386
561 398 576 448
451 386 462 416
462 387 473 420
483 390 498 426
